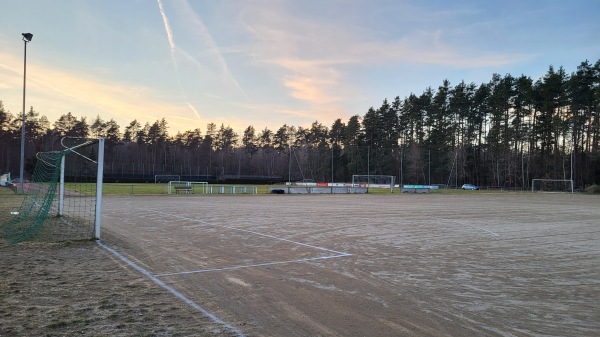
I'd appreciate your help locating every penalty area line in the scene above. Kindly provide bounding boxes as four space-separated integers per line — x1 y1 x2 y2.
154 253 352 277
465 224 500 237
144 209 351 256
96 240 246 337
440 217 500 237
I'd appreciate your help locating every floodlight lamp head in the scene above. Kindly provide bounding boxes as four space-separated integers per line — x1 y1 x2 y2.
22 33 33 42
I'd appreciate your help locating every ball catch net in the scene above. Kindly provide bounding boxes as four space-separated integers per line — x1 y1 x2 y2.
0 137 104 244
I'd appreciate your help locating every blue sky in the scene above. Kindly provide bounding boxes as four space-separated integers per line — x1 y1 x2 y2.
1 0 599 135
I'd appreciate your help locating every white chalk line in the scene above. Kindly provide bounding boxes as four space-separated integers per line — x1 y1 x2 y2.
96 240 246 337
467 225 500 237
144 208 353 256
155 253 352 277
142 208 353 276
439 217 500 237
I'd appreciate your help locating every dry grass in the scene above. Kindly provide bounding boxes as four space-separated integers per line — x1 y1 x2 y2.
0 240 234 336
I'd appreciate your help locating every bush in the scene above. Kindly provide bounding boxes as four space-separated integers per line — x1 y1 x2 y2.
585 185 600 194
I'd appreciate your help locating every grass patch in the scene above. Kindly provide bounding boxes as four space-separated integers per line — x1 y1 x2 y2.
585 185 600 194
46 320 70 329
98 302 118 310
7 182 534 198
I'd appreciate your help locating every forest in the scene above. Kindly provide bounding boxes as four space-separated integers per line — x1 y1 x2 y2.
1 59 599 189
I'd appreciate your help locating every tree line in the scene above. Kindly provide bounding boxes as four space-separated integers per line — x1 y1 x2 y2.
1 59 599 188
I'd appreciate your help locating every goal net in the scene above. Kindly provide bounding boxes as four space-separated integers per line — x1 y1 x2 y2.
531 179 574 193
0 137 104 244
352 175 396 192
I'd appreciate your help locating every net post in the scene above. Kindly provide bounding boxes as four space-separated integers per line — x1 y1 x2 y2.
571 179 574 194
94 137 104 240
58 155 65 216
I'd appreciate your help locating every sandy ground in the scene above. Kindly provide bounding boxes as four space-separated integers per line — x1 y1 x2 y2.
0 241 235 336
2 192 599 336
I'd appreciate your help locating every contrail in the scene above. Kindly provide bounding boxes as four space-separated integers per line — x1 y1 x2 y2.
157 0 176 65
177 0 247 98
157 0 201 120
186 102 202 120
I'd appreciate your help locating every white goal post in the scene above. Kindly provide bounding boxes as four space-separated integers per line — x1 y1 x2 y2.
352 175 396 192
167 181 208 194
57 137 104 240
531 179 574 193
0 172 10 186
0 137 104 244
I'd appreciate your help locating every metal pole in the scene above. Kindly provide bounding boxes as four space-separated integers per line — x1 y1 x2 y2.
19 37 30 193
95 138 105 240
570 123 574 193
400 147 403 187
428 150 431 186
58 155 65 216
367 146 370 193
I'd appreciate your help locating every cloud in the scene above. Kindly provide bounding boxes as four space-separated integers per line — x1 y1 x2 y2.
233 1 533 127
0 51 192 131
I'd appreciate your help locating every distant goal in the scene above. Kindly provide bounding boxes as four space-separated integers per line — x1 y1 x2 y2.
531 179 574 193
167 181 208 194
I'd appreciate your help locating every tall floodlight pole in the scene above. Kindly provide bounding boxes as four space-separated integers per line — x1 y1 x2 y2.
19 33 33 193
570 123 574 193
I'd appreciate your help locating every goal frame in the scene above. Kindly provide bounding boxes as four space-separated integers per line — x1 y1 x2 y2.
59 137 104 239
531 179 573 193
0 172 10 187
167 181 208 194
1 137 104 244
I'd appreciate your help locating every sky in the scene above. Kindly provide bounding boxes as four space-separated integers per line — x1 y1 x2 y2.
1 0 599 135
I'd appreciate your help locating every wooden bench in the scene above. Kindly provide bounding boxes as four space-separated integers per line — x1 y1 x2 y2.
174 186 192 194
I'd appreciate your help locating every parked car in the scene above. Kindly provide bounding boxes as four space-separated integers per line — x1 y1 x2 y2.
462 184 479 190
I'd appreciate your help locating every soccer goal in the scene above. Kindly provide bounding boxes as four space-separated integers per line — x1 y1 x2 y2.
167 181 208 194
0 172 10 187
352 175 396 192
531 179 574 193
0 137 104 244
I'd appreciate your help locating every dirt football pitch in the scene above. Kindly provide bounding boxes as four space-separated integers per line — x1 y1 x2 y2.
2 192 599 336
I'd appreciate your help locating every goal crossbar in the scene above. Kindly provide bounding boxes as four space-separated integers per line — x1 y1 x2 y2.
531 179 574 193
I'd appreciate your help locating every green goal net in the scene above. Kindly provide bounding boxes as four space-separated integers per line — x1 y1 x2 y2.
0 137 104 244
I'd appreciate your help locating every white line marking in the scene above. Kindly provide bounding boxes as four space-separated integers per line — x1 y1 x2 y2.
467 224 500 237
146 209 353 256
155 254 352 277
439 217 500 237
96 240 246 337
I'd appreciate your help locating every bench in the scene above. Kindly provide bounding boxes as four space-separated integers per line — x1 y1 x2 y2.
174 186 192 194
